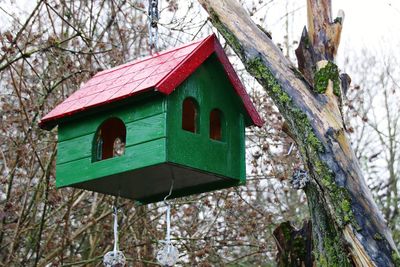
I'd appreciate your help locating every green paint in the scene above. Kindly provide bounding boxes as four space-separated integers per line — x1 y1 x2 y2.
57 133 93 164
57 113 167 165
125 113 166 146
58 95 165 142
56 96 168 189
55 53 249 203
57 138 167 187
239 113 246 180
314 61 341 96
166 54 247 182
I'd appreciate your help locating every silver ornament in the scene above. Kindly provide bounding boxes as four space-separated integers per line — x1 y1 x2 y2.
103 250 126 267
157 243 179 266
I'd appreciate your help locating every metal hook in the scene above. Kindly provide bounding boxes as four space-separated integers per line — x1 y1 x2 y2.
113 195 119 211
162 178 174 245
163 179 174 206
113 190 123 211
286 142 295 156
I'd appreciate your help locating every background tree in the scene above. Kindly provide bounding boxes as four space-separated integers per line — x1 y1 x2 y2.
343 49 400 250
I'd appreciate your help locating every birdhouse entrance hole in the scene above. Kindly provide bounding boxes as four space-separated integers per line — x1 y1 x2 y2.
94 118 126 161
182 98 199 133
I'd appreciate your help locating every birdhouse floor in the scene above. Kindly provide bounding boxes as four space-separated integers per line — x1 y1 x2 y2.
70 162 241 204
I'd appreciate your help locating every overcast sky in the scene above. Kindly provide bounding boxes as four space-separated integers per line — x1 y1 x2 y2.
334 0 400 61
251 0 400 64
1 0 399 68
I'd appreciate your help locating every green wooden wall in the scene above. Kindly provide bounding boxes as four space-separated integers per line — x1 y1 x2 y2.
56 95 167 187
166 54 247 183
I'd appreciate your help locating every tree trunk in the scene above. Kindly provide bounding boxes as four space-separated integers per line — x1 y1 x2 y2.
273 221 313 266
197 0 400 266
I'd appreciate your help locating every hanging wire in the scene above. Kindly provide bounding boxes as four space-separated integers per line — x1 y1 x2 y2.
103 197 126 267
156 179 179 266
112 205 119 253
164 179 174 203
148 0 159 53
286 142 295 156
164 179 174 244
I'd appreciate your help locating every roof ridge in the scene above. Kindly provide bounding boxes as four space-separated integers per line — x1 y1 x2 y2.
94 38 206 79
155 34 214 93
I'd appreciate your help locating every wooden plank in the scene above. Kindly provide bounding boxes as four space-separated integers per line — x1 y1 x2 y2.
57 133 93 164
57 113 166 164
58 96 166 142
56 138 166 188
239 113 246 182
126 113 166 146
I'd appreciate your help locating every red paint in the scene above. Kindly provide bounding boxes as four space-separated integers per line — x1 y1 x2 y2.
39 34 264 128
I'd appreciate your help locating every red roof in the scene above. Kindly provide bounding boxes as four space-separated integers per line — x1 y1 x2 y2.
39 34 263 128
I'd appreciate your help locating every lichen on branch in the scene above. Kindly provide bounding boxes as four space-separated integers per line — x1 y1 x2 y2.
314 61 341 96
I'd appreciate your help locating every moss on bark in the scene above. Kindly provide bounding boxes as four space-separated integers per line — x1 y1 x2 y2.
392 252 400 266
246 57 353 265
208 9 245 59
314 61 341 96
305 183 351 267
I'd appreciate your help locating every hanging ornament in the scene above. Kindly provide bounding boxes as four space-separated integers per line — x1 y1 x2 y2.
156 242 179 266
157 181 179 266
104 206 126 267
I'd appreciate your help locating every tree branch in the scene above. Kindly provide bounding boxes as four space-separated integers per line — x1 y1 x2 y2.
197 0 399 266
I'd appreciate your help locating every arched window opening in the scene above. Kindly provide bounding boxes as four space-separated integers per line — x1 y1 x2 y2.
182 98 198 133
210 109 224 141
94 118 126 161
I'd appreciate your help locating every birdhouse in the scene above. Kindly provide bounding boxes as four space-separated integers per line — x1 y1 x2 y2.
39 34 263 204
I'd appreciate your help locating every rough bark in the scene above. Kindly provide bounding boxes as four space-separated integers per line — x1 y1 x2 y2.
273 221 313 267
197 0 400 266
